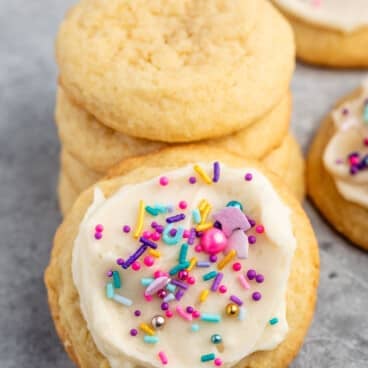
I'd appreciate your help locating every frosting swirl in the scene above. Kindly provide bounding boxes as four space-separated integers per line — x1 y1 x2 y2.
72 164 296 368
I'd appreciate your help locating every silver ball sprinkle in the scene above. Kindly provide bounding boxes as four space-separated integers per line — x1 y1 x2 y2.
151 315 166 330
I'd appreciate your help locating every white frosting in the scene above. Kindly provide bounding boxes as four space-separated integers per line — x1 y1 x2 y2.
72 164 296 368
274 0 368 32
324 80 368 208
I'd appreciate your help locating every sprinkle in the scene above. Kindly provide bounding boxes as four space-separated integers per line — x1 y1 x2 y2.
191 324 200 332
123 225 131 233
95 224 104 232
238 274 250 290
94 232 102 240
201 353 215 362
169 261 190 276
144 335 159 344
154 204 169 214
232 262 242 272
158 351 168 365
199 199 209 212
192 209 202 224
106 283 114 299
122 245 148 269
112 271 121 289
188 228 196 245
187 257 197 272
130 328 138 336
145 276 169 295
139 237 158 249
134 310 141 317
140 323 155 336
171 279 188 290
217 249 237 270
133 200 145 238
175 288 185 301
176 305 193 321
230 295 243 306
247 269 257 280
213 161 220 183
214 358 223 366
194 165 212 184
252 291 262 301
219 285 227 294
163 225 184 245
238 307 246 321
197 261 211 268
211 272 223 292
179 243 189 264
159 176 169 186
163 293 175 303
196 223 213 232
203 271 218 281
244 173 253 181
199 289 210 303
269 317 279 325
364 104 368 123
189 176 197 184
256 274 265 283
200 204 212 224
145 206 159 216
166 283 176 293
113 294 133 307
141 277 154 286
201 313 221 323
166 213 186 224
148 249 161 258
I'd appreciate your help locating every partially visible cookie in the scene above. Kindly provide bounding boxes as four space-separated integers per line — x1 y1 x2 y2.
307 84 368 250
58 171 79 216
272 0 368 68
46 147 319 368
56 0 294 141
56 87 291 173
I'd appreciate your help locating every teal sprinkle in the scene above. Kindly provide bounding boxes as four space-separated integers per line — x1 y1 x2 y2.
166 283 176 293
179 243 189 264
202 270 218 281
192 209 201 224
169 261 190 276
154 204 168 214
141 278 154 286
145 206 159 216
364 104 368 124
191 324 200 332
112 271 121 289
201 353 215 362
106 283 114 299
201 313 221 323
143 335 159 344
269 317 279 326
163 225 184 245
226 200 243 211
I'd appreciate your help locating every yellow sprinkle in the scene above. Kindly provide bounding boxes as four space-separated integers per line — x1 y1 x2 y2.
133 200 145 238
148 249 161 258
200 203 212 224
199 289 210 303
217 249 237 270
196 223 213 232
140 323 155 336
187 257 197 272
198 199 208 212
194 165 212 185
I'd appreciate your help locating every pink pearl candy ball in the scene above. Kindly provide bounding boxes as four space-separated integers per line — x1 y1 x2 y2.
143 256 154 267
214 358 223 366
200 228 227 255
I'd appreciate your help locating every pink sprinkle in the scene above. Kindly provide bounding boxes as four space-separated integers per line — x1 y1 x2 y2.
158 351 168 365
179 200 187 210
132 262 141 271
192 310 201 319
154 270 169 278
183 229 190 238
159 176 169 186
232 262 242 272
214 358 223 366
144 294 153 302
349 156 359 165
238 274 250 290
165 310 174 318
219 285 227 294
187 276 196 285
364 137 368 146
142 231 151 239
151 232 161 241
176 306 193 321
95 224 104 232
144 256 154 267
195 245 203 253
256 225 264 234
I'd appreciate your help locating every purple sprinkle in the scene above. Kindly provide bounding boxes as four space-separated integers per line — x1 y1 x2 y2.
186 306 194 314
230 295 243 306
247 269 257 280
245 173 253 181
175 289 185 301
122 245 148 269
123 225 131 233
107 270 113 277
169 228 177 236
134 310 141 317
255 274 264 283
248 235 257 244
156 225 164 234
151 221 158 229
247 217 256 227
252 292 262 301
166 213 186 224
213 221 222 229
117 258 124 266
161 302 169 311
209 255 218 263
130 329 138 336
342 108 349 115
213 161 220 183
189 176 197 184
188 228 196 245
350 166 359 175
94 232 103 240
196 231 203 238
197 261 211 268
170 279 188 290
211 272 223 292
139 237 158 249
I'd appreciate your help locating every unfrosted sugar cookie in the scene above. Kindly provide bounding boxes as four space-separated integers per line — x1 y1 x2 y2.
272 0 368 68
46 148 319 368
308 81 368 249
56 0 294 141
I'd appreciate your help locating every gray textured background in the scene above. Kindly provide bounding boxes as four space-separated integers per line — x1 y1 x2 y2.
0 1 367 367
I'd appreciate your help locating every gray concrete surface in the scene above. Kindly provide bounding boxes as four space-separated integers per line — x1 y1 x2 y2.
0 1 367 367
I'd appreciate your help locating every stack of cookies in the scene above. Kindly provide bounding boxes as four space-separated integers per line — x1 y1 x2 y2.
55 0 303 215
